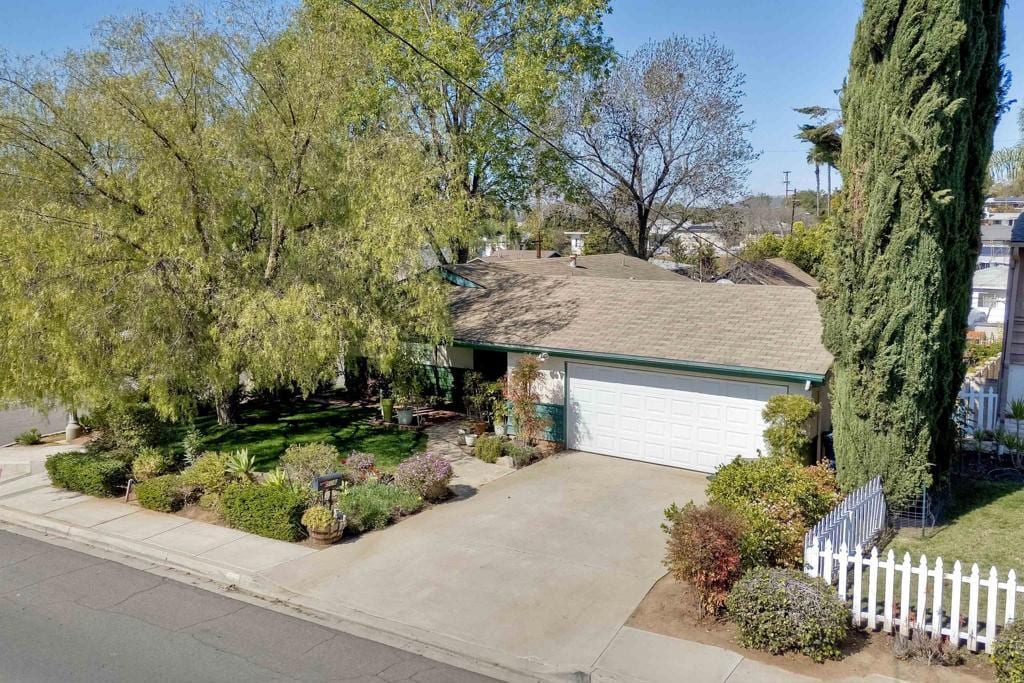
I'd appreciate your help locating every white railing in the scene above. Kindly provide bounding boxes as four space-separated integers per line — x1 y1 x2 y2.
959 384 999 432
805 540 1024 653
804 476 886 574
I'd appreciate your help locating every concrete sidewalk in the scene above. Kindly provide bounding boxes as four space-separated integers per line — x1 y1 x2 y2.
0 448 865 683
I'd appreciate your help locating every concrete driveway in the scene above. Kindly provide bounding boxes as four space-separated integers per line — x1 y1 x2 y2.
266 451 707 678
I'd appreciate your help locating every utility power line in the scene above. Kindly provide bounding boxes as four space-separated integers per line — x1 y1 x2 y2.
339 0 761 271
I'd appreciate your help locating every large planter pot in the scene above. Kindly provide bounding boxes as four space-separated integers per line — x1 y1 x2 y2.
464 433 478 447
493 422 506 437
308 518 345 545
380 398 394 423
472 421 488 436
396 407 414 426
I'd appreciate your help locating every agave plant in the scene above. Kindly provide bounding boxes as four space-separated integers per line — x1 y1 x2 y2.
225 448 257 482
262 467 290 487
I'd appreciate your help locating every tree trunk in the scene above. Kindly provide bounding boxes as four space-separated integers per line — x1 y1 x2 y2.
821 0 1004 507
814 163 821 217
826 165 832 217
215 387 241 426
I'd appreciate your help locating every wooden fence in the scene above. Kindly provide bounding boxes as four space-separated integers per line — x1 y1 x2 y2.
960 384 999 433
804 476 886 573
805 540 1024 653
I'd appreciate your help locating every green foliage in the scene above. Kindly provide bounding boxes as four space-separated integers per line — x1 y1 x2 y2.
90 402 166 451
135 474 185 513
663 503 745 616
964 338 1002 370
707 457 840 568
280 442 339 486
994 619 1024 682
46 452 129 497
727 567 849 662
130 448 175 482
761 395 819 462
221 482 307 542
822 0 1005 508
320 0 613 259
739 221 834 279
180 452 233 496
301 505 336 532
198 492 222 512
474 435 503 464
0 5 462 419
393 451 453 501
181 425 205 465
502 441 537 468
14 428 42 445
225 449 257 482
336 481 423 533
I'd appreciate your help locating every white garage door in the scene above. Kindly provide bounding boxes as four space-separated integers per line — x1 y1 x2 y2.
566 363 785 472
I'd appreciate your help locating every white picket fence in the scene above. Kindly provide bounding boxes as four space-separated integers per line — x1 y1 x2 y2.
960 384 999 432
804 476 886 564
805 540 1024 653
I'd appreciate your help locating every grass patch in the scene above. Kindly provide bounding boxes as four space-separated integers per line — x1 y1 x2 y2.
888 479 1024 572
173 398 426 472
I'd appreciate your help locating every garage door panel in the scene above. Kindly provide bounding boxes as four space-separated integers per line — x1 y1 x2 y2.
568 363 784 473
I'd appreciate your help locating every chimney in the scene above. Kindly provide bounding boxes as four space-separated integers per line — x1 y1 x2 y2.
569 255 578 268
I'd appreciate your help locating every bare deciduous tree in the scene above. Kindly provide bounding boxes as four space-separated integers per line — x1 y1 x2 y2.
559 35 756 259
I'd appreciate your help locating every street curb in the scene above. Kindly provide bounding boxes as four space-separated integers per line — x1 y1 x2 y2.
0 503 573 683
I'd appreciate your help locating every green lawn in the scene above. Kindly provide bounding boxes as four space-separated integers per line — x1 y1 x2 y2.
888 479 1024 573
181 399 427 472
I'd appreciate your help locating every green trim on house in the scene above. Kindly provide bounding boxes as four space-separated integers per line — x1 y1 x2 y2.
440 269 482 288
452 340 827 385
505 402 565 443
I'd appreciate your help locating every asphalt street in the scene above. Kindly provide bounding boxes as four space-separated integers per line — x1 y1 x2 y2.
0 530 496 683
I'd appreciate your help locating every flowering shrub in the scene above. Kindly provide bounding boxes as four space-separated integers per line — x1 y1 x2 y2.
727 567 848 662
663 503 746 616
707 456 840 568
393 451 453 501
344 451 377 481
337 481 423 532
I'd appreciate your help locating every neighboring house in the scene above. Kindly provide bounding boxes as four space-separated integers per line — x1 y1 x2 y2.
998 224 1024 414
719 257 819 289
978 210 1020 267
436 260 833 473
970 265 1009 328
650 219 736 256
478 249 560 263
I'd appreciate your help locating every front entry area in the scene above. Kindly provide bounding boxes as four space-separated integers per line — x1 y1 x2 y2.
566 362 785 472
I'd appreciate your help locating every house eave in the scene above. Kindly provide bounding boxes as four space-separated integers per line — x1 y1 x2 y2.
452 339 829 385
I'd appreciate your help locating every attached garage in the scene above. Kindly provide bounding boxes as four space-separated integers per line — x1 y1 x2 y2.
567 363 785 472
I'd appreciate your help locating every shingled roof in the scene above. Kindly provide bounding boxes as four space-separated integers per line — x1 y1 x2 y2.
447 253 690 287
450 273 833 380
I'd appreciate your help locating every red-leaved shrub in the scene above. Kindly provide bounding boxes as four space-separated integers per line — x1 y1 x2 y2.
663 502 746 616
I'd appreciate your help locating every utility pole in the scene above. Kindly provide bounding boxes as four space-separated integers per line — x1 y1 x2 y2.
534 186 542 258
782 171 792 235
790 188 798 233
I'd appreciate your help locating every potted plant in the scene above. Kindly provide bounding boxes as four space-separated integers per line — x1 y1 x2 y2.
463 371 490 435
302 505 345 545
492 398 508 437
392 359 426 426
380 394 395 423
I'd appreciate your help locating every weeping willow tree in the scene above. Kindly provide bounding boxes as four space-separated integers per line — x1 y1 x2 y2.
822 0 1005 506
0 3 467 422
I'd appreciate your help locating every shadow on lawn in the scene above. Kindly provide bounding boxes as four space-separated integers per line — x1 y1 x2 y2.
185 399 427 471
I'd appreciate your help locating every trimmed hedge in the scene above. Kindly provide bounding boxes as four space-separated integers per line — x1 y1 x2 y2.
221 482 307 541
337 481 423 533
994 619 1024 682
727 567 849 662
46 452 128 497
135 474 185 512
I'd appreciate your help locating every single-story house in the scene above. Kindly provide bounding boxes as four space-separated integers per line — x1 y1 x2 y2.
434 257 833 473
719 257 819 288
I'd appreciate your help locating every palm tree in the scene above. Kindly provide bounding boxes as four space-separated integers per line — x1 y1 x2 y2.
795 108 842 216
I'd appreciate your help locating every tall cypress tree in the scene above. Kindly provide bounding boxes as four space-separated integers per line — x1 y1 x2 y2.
823 0 1005 506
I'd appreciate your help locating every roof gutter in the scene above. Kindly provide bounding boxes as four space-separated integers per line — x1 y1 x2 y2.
452 339 829 386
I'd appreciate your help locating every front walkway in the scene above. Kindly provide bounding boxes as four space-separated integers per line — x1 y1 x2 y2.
424 419 512 495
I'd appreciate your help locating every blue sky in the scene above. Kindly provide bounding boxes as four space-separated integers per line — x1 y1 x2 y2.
3 0 1022 195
